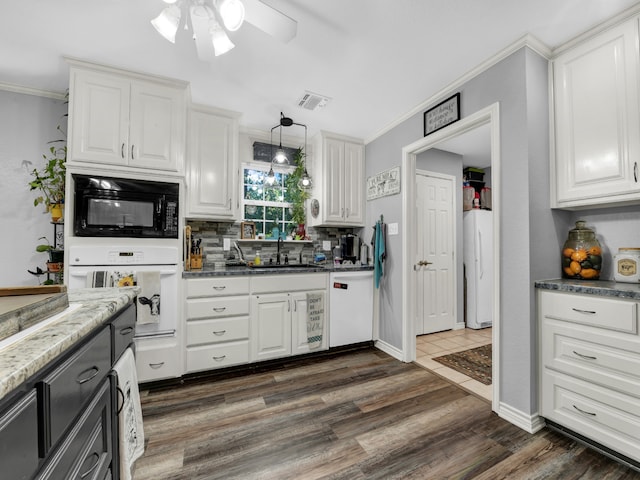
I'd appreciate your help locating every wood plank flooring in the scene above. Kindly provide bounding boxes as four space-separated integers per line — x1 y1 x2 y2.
134 348 640 479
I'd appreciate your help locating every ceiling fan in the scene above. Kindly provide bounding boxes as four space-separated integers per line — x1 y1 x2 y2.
151 0 297 60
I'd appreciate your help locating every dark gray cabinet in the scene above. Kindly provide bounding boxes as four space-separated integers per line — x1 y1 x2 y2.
0 390 39 480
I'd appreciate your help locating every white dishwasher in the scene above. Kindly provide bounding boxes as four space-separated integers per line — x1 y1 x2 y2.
329 270 374 347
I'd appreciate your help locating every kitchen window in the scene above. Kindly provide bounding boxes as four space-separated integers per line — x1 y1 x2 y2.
242 164 295 237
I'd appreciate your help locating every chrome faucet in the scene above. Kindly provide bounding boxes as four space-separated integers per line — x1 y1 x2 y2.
276 237 283 265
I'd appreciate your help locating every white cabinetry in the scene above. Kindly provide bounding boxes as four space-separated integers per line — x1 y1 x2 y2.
250 274 328 362
186 104 239 219
538 289 640 463
552 17 640 208
185 277 250 372
308 132 364 227
68 60 187 174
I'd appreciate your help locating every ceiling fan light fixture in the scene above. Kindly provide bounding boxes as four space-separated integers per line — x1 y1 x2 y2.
210 20 235 56
218 0 245 32
151 5 182 43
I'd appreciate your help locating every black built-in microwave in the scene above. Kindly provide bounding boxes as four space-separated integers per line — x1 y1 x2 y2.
73 174 179 238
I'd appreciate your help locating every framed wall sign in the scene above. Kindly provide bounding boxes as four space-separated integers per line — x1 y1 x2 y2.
424 93 460 136
367 166 401 200
241 221 256 239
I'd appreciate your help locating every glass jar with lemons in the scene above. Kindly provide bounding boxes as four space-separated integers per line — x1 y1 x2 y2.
561 221 603 280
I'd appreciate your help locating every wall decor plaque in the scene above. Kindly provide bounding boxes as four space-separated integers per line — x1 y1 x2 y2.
424 93 460 136
367 166 400 200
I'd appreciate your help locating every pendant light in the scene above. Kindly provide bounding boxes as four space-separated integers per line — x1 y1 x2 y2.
269 112 313 189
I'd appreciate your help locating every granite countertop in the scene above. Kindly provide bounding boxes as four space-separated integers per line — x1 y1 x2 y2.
535 278 640 300
184 263 374 278
0 287 138 402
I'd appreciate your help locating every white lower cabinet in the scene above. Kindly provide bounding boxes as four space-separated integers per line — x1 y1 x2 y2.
185 277 250 372
136 336 183 383
250 274 328 362
538 289 640 463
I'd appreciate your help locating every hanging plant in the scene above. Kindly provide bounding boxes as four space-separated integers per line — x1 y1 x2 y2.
285 147 310 227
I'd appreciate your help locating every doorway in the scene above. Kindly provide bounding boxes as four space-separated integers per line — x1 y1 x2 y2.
401 103 501 413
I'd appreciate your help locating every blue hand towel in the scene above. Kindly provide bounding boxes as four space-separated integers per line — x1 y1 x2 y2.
375 221 386 288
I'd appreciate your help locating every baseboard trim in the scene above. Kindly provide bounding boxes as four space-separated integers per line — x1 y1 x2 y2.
498 402 546 434
374 339 404 361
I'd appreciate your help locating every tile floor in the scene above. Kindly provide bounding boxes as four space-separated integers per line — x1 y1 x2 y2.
414 327 493 403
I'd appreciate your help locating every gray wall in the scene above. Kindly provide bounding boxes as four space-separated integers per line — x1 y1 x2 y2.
365 46 559 415
0 90 67 287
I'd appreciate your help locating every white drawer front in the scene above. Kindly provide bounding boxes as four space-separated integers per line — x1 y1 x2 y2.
186 277 250 298
542 318 640 396
187 317 249 346
186 341 250 372
187 296 249 319
542 370 640 462
541 291 637 333
135 338 182 382
251 273 327 294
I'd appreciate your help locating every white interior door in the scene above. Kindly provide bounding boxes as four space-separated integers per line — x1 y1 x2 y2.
415 172 455 334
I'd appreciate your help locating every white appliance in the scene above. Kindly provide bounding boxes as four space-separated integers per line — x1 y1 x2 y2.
329 271 374 347
67 245 180 338
463 210 493 329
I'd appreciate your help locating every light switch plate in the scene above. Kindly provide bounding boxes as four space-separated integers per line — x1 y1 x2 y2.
223 238 231 251
323 240 331 251
388 223 399 235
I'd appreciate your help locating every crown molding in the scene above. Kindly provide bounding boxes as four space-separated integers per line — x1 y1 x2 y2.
0 82 66 100
364 34 551 145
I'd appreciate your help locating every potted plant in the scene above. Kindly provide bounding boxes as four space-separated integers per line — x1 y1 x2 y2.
285 148 310 239
28 93 67 222
28 138 66 222
36 236 64 272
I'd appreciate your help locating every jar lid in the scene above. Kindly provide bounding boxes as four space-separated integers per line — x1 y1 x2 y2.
567 220 596 241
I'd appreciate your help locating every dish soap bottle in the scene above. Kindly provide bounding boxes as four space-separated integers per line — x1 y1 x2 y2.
561 220 602 280
254 250 261 266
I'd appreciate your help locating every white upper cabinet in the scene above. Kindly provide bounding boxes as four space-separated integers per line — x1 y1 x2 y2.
308 132 365 227
185 104 239 219
68 60 187 174
552 17 640 208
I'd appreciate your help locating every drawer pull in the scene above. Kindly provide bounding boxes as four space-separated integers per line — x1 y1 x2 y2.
76 366 100 385
573 405 597 417
213 330 226 336
213 307 227 312
572 350 597 361
119 326 134 335
571 307 596 315
149 362 165 369
212 355 227 361
213 286 226 291
79 452 101 479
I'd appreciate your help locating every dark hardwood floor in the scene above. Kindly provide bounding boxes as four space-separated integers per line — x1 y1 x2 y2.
134 348 640 479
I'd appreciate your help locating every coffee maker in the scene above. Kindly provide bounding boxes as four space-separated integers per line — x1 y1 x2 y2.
340 234 360 264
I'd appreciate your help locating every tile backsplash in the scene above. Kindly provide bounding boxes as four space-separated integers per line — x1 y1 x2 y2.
187 221 365 268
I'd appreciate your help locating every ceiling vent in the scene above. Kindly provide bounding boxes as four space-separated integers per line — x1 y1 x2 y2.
297 91 331 111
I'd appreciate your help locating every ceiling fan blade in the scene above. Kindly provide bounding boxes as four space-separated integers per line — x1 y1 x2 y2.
242 0 297 43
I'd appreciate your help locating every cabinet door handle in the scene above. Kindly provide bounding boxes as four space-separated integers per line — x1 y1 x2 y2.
149 362 165 369
213 286 226 291
634 162 638 182
79 451 101 479
213 330 226 336
571 307 596 315
121 143 125 159
573 404 596 416
76 366 100 384
213 307 226 312
346 208 350 218
119 326 134 336
572 350 596 361
212 355 227 361
131 144 135 160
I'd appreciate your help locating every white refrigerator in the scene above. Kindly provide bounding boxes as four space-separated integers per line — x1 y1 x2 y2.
463 210 493 329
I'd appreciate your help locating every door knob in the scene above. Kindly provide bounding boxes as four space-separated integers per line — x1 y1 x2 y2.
418 260 433 266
